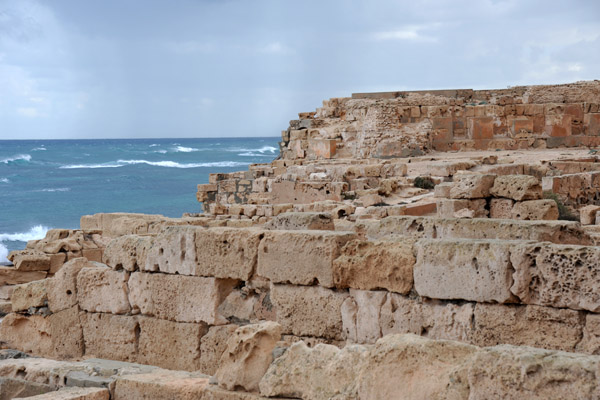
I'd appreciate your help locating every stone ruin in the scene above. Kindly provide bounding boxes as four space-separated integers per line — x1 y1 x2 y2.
1 80 600 399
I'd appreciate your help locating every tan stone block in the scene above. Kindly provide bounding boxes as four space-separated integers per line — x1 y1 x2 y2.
333 238 415 294
0 284 15 300
77 266 130 314
102 235 154 272
264 212 334 231
0 377 54 399
449 174 496 199
47 258 90 313
0 313 52 356
471 303 583 352
257 230 355 288
137 316 207 371
7 250 50 272
490 174 542 200
580 205 600 225
128 272 235 324
489 198 514 219
414 239 517 303
341 289 387 344
11 279 48 312
112 370 209 400
80 214 102 231
145 226 261 280
48 306 84 359
215 322 282 393
81 248 103 263
49 253 67 275
511 243 600 312
577 314 600 354
0 267 47 286
80 312 138 362
512 199 559 220
270 284 348 340
433 182 452 198
307 139 337 159
428 161 476 177
200 324 239 375
18 387 110 399
436 199 488 218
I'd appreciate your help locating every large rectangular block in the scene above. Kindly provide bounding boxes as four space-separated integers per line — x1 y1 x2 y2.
333 239 415 294
414 239 517 303
0 267 47 286
511 243 600 312
77 266 131 314
11 279 47 312
128 272 235 324
144 226 261 280
113 370 209 400
47 258 91 313
270 284 348 340
48 306 84 359
0 313 52 356
257 230 355 287
80 312 138 362
137 316 207 371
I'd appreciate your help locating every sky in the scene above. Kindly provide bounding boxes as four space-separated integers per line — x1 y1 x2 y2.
0 0 599 140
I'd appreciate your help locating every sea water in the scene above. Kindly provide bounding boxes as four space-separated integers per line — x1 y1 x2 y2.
0 137 279 262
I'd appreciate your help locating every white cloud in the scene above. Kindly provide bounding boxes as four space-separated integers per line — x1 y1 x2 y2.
372 24 439 43
259 42 291 54
16 107 42 117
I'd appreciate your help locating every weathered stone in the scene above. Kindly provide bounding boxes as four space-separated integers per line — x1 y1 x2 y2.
270 284 348 340
15 387 110 399
512 199 559 220
471 303 584 352
80 313 138 362
449 174 496 199
113 369 209 400
341 289 388 344
578 314 600 355
414 239 517 303
128 272 235 324
77 266 130 314
137 316 207 371
436 199 488 218
333 238 415 294
490 174 542 200
433 182 452 198
0 313 52 356
200 324 239 376
11 279 48 312
47 258 90 313
0 377 54 399
49 253 67 274
580 205 600 225
145 226 262 280
48 306 84 359
10 251 51 272
0 267 47 286
102 235 154 272
489 198 514 219
215 322 282 393
511 242 600 312
263 212 334 231
257 230 355 288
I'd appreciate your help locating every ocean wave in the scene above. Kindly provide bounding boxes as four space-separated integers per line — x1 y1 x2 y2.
0 178 9 183
228 146 277 154
173 146 200 153
32 147 47 151
39 188 71 192
154 150 168 154
0 154 32 164
0 243 8 264
0 225 50 244
60 159 249 169
238 152 276 157
149 144 160 147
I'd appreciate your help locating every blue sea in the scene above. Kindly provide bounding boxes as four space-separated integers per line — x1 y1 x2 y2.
0 137 279 262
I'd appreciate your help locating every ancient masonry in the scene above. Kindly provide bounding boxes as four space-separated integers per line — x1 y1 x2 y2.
1 81 600 399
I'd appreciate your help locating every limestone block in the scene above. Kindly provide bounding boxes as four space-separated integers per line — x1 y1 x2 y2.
80 312 138 362
489 198 514 219
511 242 600 312
577 314 600 354
490 174 542 200
428 161 477 177
257 230 355 288
11 279 48 312
49 253 67 274
0 313 52 356
332 238 415 294
0 377 54 399
0 285 14 301
47 258 91 313
0 266 47 286
137 316 207 371
102 235 153 272
128 272 235 324
14 387 110 399
112 370 209 400
449 174 496 199
512 199 559 220
76 266 130 314
580 205 600 225
341 289 387 344
436 199 488 218
215 322 282 393
263 212 334 231
48 306 84 359
200 324 239 375
9 251 51 272
471 303 583 352
467 345 600 400
433 182 452 198
270 284 348 340
414 239 516 303
146 226 262 280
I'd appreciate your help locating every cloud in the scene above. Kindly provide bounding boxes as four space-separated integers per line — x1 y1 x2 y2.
16 107 42 117
372 24 440 43
259 42 291 54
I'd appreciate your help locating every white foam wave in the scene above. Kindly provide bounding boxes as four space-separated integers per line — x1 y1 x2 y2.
154 150 168 154
40 188 71 192
32 147 46 151
173 146 199 153
149 144 160 147
0 225 50 243
60 159 248 169
1 154 32 164
228 146 277 154
0 243 8 264
238 152 274 157
0 178 9 183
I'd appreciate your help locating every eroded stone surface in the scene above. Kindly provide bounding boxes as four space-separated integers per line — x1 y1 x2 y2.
263 212 334 231
102 235 154 272
11 279 48 312
490 175 542 200
449 174 496 199
76 266 130 315
511 199 559 220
